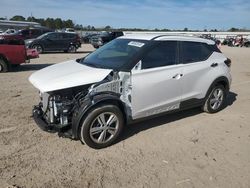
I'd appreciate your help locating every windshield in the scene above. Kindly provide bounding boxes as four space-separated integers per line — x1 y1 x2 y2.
79 39 148 70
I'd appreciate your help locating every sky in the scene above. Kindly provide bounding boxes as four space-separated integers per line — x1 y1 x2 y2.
1 0 250 30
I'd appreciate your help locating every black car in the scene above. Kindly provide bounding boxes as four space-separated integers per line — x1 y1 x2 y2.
90 31 123 48
26 32 81 53
81 33 99 43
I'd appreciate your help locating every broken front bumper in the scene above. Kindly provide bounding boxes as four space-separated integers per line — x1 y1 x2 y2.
32 105 73 138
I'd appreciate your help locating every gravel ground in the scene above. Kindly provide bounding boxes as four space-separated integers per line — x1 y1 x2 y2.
0 44 250 188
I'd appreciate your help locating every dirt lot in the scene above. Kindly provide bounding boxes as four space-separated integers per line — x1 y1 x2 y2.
0 44 250 188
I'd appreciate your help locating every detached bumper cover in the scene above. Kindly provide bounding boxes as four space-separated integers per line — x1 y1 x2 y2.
32 105 72 138
32 105 57 133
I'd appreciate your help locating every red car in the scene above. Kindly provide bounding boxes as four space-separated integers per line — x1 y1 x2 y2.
0 38 39 72
1 28 53 41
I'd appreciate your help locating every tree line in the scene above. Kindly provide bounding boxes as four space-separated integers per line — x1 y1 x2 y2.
0 15 249 32
0 15 74 29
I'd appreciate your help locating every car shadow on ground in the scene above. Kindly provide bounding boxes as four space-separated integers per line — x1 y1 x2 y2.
12 64 54 72
118 91 237 143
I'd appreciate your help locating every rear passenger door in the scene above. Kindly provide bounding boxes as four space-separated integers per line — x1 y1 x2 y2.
131 41 182 119
179 41 214 102
62 33 73 49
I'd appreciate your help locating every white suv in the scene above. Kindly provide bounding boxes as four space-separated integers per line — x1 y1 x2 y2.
29 34 232 149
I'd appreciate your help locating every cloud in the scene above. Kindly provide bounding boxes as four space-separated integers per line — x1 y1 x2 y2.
0 0 250 29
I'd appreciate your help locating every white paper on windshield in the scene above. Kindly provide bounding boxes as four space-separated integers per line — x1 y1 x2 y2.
128 41 145 48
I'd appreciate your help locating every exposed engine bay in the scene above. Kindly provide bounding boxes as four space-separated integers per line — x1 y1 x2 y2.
35 71 132 132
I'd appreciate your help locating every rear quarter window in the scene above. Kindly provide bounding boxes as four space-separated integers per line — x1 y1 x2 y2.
180 41 213 64
63 33 75 39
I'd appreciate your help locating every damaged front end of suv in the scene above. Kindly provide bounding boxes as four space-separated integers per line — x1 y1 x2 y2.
29 38 144 148
31 69 132 139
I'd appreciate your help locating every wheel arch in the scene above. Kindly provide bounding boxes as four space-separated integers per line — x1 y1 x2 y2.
71 92 127 139
32 43 44 51
0 54 11 70
205 76 230 99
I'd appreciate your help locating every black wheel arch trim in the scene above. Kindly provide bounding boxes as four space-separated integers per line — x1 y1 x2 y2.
205 76 230 99
71 92 127 139
32 43 44 51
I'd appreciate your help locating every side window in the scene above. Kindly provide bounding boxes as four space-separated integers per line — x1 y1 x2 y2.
63 33 75 39
47 33 61 40
21 30 29 36
141 41 177 69
31 29 41 37
180 41 212 64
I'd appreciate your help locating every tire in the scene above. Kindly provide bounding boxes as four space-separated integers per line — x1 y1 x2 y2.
0 59 8 72
32 44 43 54
202 85 226 113
68 45 77 53
79 104 124 149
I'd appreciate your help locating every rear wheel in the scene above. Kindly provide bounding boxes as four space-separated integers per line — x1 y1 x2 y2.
202 85 226 113
79 104 124 149
0 59 8 72
32 44 43 54
68 45 77 53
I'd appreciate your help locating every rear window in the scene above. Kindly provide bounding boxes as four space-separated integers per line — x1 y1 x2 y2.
21 30 29 36
208 44 221 53
180 41 213 64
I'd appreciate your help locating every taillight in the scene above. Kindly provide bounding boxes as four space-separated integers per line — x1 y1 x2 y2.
224 58 231 67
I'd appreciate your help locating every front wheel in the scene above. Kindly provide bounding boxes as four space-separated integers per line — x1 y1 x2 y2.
202 85 226 113
32 44 43 54
79 104 124 149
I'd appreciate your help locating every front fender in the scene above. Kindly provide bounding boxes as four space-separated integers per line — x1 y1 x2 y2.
71 92 126 139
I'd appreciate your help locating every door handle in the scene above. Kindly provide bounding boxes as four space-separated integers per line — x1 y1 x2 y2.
211 63 218 67
172 74 183 79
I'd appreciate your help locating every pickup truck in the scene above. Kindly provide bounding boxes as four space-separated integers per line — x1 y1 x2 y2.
0 38 39 72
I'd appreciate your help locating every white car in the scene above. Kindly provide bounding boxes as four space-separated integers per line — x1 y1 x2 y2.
29 34 232 149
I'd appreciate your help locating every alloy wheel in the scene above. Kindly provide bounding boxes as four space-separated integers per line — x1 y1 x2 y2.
89 112 119 144
209 88 224 110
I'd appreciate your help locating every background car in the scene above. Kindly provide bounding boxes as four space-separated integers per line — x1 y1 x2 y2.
90 31 124 48
26 32 81 53
0 29 17 35
81 33 99 43
1 28 53 40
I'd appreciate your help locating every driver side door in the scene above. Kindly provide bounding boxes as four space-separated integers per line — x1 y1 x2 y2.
131 41 183 119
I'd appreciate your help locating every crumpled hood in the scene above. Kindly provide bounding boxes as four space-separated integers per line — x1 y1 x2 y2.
29 60 112 93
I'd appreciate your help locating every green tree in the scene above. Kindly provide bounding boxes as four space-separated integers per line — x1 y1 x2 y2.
63 19 74 28
104 25 112 30
54 18 63 29
228 27 239 32
10 15 26 21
